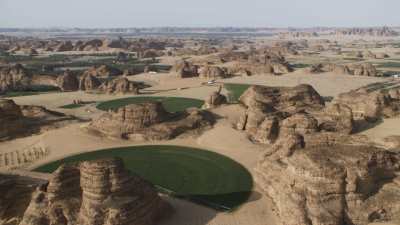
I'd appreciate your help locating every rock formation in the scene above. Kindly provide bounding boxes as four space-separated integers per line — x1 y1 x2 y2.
2 158 171 225
56 71 79 91
84 65 123 77
87 102 212 141
255 132 400 225
334 26 398 37
0 99 76 141
202 86 228 109
0 99 24 141
350 63 379 76
0 64 32 93
333 85 400 122
55 41 74 52
171 60 199 78
98 77 141 94
236 84 359 144
105 37 129 49
305 63 352 75
305 64 324 74
221 50 293 76
79 73 101 91
198 65 229 79
74 39 103 51
0 173 48 225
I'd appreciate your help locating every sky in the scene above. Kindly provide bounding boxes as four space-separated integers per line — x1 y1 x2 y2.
0 0 399 28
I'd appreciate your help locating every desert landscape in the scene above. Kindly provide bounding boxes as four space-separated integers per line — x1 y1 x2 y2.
1 1 400 225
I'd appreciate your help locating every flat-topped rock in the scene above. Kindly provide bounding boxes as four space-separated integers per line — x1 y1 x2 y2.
87 102 213 141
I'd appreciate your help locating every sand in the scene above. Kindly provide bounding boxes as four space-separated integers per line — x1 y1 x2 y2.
1 70 399 225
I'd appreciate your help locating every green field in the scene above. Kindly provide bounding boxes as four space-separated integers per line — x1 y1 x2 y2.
59 103 85 109
96 96 204 112
34 145 253 211
0 85 60 98
224 83 251 102
376 61 400 68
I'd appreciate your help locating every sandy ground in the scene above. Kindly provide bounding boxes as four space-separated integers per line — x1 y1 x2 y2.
223 72 388 97
2 71 400 225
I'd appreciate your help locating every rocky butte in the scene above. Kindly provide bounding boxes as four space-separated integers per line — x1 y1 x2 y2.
1 158 172 225
87 102 213 141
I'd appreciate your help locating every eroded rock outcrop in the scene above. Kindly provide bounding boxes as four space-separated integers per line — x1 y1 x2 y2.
87 102 213 141
79 73 101 91
17 158 172 225
237 84 358 144
55 41 74 52
84 65 122 77
256 133 400 225
0 173 48 225
0 64 32 93
334 26 398 37
350 63 378 77
333 85 400 122
198 65 229 79
0 99 76 141
0 99 24 141
202 86 227 109
98 77 141 94
56 71 79 91
171 60 199 78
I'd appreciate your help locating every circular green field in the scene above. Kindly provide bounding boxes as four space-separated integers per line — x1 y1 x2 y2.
34 145 253 211
96 96 204 112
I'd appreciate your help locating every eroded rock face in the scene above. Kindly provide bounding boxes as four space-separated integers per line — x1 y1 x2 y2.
0 173 48 225
84 65 122 77
18 158 171 225
256 133 400 225
202 86 227 109
0 99 23 141
98 77 140 94
74 39 103 51
0 64 32 93
333 86 400 122
0 99 76 141
198 66 229 79
79 73 101 91
55 41 74 52
237 84 358 144
315 103 355 134
308 63 352 75
171 60 199 78
335 26 398 37
239 84 325 114
87 102 213 141
56 71 79 91
350 63 378 77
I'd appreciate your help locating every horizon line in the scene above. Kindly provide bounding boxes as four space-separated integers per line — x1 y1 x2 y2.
0 25 399 30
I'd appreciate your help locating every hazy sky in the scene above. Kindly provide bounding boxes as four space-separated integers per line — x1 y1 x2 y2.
0 0 399 28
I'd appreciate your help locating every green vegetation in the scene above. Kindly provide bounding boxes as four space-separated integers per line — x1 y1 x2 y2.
59 104 85 109
376 62 400 68
0 85 60 98
224 83 251 102
1 91 41 98
291 63 310 69
1 53 171 76
343 57 364 61
379 70 399 77
96 96 204 112
34 145 253 211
